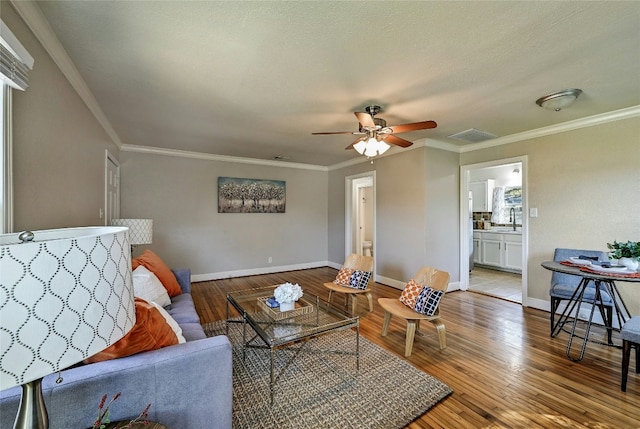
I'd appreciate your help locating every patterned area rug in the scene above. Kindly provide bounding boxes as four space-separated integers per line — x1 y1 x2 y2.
203 319 452 429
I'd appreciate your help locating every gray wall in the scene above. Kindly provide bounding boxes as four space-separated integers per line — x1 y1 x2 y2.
461 117 640 313
328 146 460 284
119 151 328 277
6 4 118 232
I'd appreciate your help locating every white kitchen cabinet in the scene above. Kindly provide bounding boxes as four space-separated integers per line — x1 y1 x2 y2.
470 179 495 212
473 232 482 264
481 234 502 267
504 234 523 271
477 231 522 272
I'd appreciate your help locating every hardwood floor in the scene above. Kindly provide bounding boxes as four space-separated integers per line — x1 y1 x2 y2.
191 267 640 428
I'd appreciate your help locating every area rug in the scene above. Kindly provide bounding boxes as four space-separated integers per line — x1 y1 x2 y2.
203 319 452 429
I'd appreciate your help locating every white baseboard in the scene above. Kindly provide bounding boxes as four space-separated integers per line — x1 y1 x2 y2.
191 260 330 282
374 274 460 293
524 296 611 327
193 263 458 296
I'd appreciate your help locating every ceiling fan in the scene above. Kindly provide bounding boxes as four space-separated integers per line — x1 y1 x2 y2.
312 105 437 156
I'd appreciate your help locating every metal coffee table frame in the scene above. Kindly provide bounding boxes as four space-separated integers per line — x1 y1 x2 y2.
226 287 360 404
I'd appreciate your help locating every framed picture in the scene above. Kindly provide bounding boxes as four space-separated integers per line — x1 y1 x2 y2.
218 177 286 213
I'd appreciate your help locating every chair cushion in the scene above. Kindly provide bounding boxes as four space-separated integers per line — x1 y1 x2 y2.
348 270 371 290
622 317 640 343
414 286 444 316
399 279 423 308
333 267 353 285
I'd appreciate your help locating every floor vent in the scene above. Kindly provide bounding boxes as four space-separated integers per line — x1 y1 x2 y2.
448 128 498 143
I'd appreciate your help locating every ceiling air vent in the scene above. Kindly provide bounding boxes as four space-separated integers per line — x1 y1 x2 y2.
447 128 498 143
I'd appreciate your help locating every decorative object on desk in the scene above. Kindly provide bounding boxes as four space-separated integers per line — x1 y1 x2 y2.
218 177 286 213
111 219 153 254
274 282 303 311
203 319 451 429
607 240 640 271
257 296 313 321
265 296 280 308
91 393 151 429
0 227 136 429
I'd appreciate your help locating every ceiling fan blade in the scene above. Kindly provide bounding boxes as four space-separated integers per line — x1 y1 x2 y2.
388 120 437 134
311 131 356 135
354 112 376 128
383 134 414 148
345 137 365 150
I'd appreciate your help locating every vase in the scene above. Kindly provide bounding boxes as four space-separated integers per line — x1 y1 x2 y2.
618 257 639 271
279 301 295 312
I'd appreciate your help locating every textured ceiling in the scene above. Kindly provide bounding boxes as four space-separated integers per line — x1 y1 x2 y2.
32 1 640 166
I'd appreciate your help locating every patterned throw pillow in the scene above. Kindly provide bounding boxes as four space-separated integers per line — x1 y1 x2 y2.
334 267 354 285
399 278 423 308
413 286 444 316
348 270 372 290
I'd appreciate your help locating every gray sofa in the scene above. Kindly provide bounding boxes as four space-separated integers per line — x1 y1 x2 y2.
0 269 232 429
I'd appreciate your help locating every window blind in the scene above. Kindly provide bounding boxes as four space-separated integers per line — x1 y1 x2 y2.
0 19 33 91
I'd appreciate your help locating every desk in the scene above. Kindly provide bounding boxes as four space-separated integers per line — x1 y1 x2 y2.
541 261 640 362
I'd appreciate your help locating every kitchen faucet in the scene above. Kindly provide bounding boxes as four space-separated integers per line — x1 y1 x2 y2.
509 207 516 231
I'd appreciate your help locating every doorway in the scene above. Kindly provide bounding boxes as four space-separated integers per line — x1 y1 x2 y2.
345 172 376 264
460 157 528 305
105 150 120 226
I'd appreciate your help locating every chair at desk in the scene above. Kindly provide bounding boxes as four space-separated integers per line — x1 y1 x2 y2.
549 248 613 338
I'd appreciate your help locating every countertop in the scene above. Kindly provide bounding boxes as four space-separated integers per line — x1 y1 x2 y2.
473 228 522 235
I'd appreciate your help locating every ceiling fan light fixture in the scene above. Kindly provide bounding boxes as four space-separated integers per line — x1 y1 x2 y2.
536 88 582 111
353 140 367 155
376 139 390 155
364 138 379 157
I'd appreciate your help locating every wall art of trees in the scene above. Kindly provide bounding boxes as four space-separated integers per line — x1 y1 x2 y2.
218 177 286 213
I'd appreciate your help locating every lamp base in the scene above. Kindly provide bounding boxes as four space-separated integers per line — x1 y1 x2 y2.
13 378 48 429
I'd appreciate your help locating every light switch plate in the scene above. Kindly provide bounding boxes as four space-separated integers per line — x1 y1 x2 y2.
530 208 538 218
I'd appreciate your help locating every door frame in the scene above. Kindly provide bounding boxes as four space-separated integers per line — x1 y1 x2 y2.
345 171 376 267
459 155 529 306
104 150 120 226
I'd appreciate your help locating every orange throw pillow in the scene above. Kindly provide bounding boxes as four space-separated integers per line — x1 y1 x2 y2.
334 267 354 285
85 298 179 363
399 278 423 309
132 249 182 297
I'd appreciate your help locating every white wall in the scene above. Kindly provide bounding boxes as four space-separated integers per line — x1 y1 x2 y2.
6 5 119 232
461 116 640 314
328 146 460 285
119 151 328 278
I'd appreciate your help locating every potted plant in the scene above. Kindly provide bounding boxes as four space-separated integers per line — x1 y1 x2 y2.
607 240 640 270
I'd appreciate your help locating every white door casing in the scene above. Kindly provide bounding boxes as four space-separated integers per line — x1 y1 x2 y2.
105 150 120 226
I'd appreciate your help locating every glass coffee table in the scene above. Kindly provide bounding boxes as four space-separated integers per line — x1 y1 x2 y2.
226 287 360 404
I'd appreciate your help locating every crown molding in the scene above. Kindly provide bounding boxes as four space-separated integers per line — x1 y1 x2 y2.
120 144 328 171
459 105 640 153
10 0 123 148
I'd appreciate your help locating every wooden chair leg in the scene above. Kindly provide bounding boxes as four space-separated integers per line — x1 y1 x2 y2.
432 318 447 350
365 292 373 312
351 294 357 315
622 339 631 391
405 320 417 357
381 311 392 336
